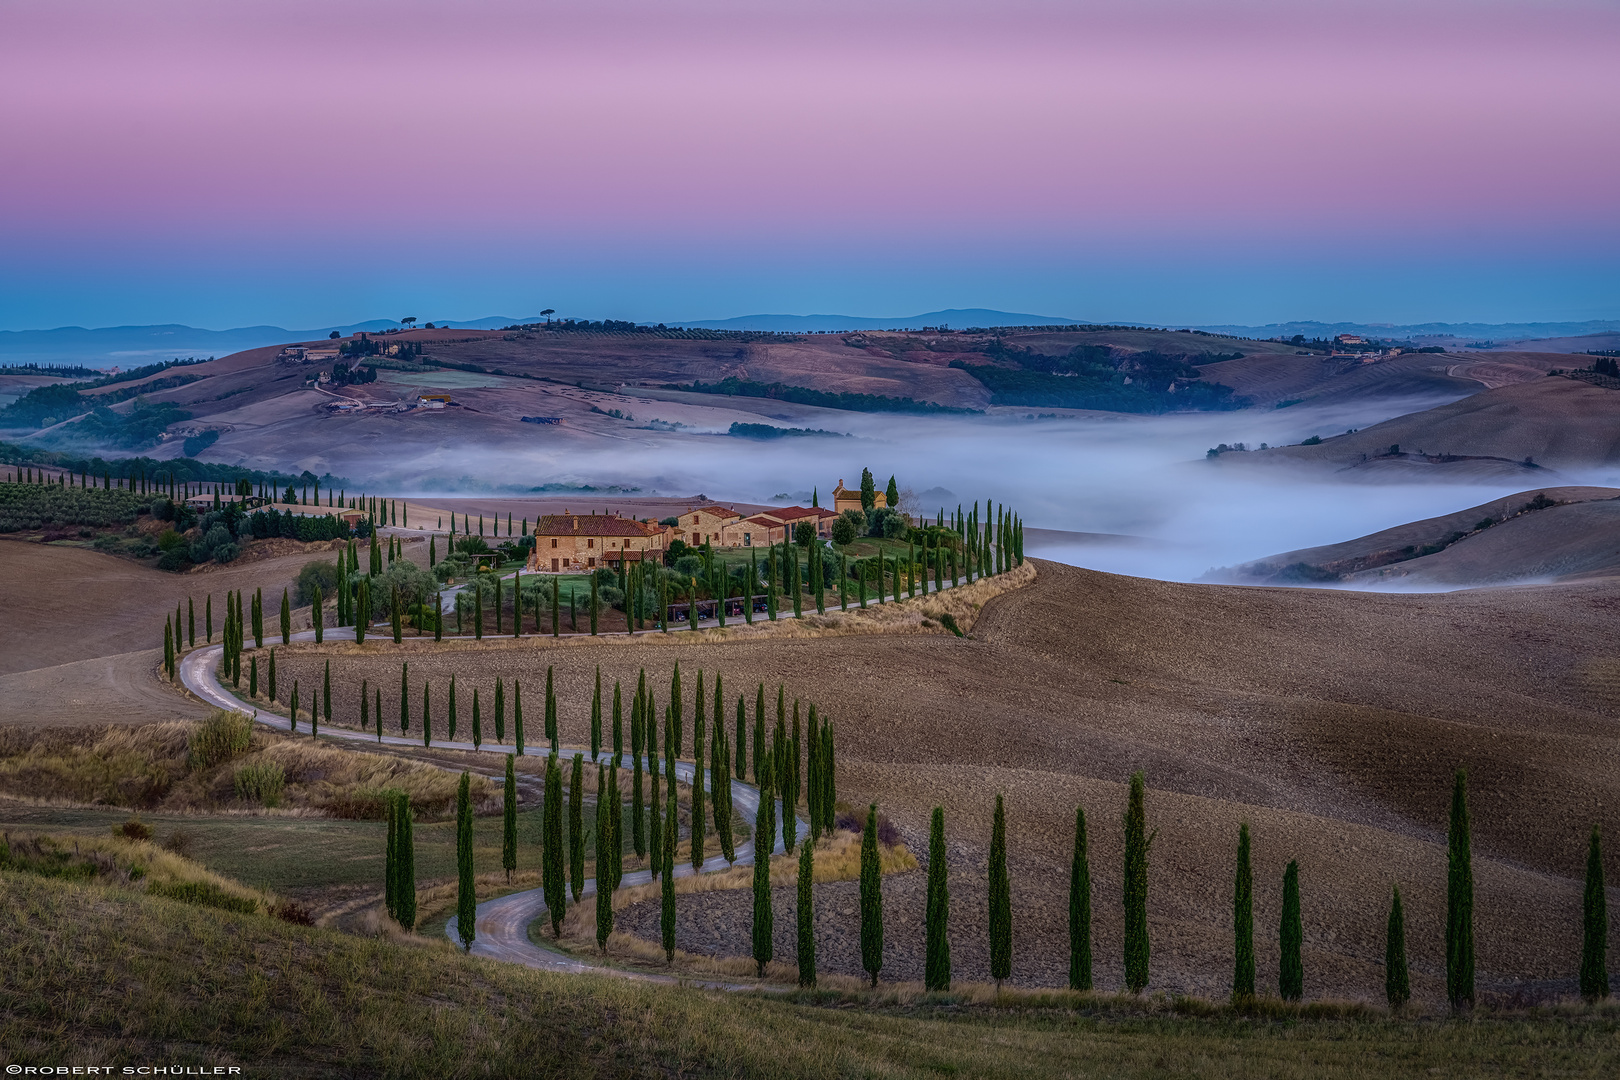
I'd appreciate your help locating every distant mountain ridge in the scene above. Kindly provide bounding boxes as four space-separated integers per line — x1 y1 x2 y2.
1188 319 1620 342
668 308 1083 331
7 310 1618 368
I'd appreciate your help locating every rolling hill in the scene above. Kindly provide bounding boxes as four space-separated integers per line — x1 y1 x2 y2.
1215 375 1620 478
1210 486 1620 587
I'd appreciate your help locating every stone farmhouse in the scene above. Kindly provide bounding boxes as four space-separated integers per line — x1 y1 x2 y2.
526 512 668 573
671 505 746 547
718 506 837 547
832 479 885 515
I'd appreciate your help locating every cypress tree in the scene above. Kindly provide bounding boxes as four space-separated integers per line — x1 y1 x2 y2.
206 594 213 643
543 753 566 936
1233 823 1255 1000
514 680 524 756
671 663 683 758
753 683 766 782
391 584 402 643
474 582 483 640
612 678 624 760
448 675 457 741
988 794 1011 992
545 666 557 752
1582 824 1610 1000
434 593 443 642
690 716 706 871
290 681 299 732
569 753 584 901
456 771 476 951
375 687 382 741
806 705 821 843
494 678 505 744
861 802 884 987
249 655 258 698
502 754 518 882
396 793 417 932
471 686 482 750
313 584 324 644
632 739 645 858
797 837 816 988
310 683 320 737
591 668 602 760
1279 860 1303 1001
590 575 598 635
421 679 431 747
253 587 264 647
1386 884 1411 1010
164 617 173 680
1069 804 1092 991
649 754 662 879
1446 768 1475 1009
715 721 735 864
752 779 775 976
735 695 747 784
661 789 677 963
385 790 399 922
188 596 195 647
1123 770 1151 993
924 806 951 992
399 662 409 733
269 648 277 702
596 764 614 952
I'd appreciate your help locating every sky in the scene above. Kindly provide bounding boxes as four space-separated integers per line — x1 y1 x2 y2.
2 0 1617 331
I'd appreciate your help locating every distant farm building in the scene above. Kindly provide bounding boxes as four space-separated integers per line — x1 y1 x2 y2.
521 416 564 425
832 479 885 515
674 505 743 547
526 512 668 573
418 394 451 409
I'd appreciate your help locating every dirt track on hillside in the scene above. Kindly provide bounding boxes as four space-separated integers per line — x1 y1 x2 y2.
11 545 1620 1004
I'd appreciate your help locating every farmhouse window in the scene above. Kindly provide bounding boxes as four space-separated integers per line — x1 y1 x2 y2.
587 539 594 548
550 538 558 548
551 558 559 572
588 558 597 568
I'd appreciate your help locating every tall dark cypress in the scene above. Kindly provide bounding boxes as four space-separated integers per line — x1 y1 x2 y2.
596 764 614 952
752 779 775 976
399 661 409 734
661 789 677 963
1581 824 1610 1000
502 754 518 882
1386 884 1411 1010
569 754 585 902
1069 804 1092 991
612 678 624 760
671 662 683 758
494 678 506 744
384 790 399 922
690 713 706 871
591 668 602 761
753 683 766 782
714 721 735 864
269 649 277 702
1279 860 1303 1001
797 838 816 988
1446 768 1475 1009
1122 770 1151 993
447 675 457 741
543 753 566 936
545 666 558 752
632 740 646 859
514 680 524 756
924 806 951 992
988 794 1011 991
1233 823 1255 1000
396 793 417 932
456 771 476 951
472 686 482 750
735 695 746 779
861 802 884 987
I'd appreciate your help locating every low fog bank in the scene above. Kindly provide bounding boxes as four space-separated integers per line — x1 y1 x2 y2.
389 394 1591 584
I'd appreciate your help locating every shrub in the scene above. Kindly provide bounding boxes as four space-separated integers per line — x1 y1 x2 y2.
117 817 154 841
147 879 259 914
232 762 286 807
272 901 316 925
294 560 340 606
1300 435 1322 446
831 516 858 546
213 541 239 564
188 710 253 770
937 612 964 637
162 828 196 858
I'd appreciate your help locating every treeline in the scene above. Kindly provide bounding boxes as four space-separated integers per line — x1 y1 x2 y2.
0 444 327 489
0 359 208 429
0 483 150 532
950 342 1247 414
727 423 846 440
674 376 975 415
1 362 101 378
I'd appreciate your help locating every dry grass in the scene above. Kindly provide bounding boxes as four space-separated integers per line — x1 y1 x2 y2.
1 827 275 913
0 712 488 819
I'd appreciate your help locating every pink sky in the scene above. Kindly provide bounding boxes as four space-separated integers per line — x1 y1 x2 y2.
2 0 1616 327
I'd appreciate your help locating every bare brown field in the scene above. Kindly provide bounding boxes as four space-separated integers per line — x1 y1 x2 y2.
0 539 335 679
203 556 1619 1005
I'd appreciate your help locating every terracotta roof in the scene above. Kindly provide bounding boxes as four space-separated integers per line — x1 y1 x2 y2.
758 505 837 522
533 514 662 538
